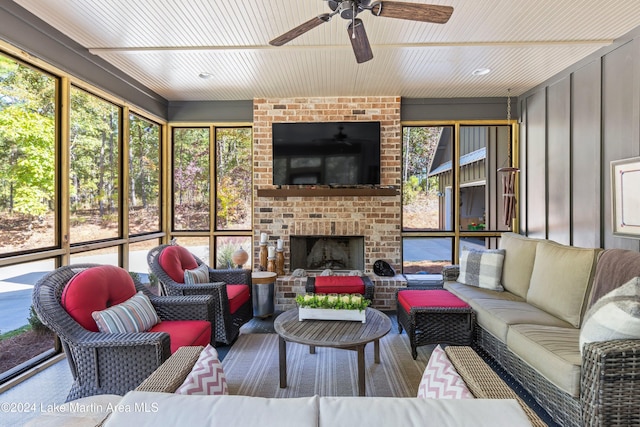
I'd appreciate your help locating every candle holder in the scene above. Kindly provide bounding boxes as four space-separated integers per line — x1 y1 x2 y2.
276 248 285 276
267 256 276 273
259 243 268 271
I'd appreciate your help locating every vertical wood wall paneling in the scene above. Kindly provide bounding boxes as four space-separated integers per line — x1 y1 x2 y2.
525 91 547 238
518 98 527 234
571 60 602 248
547 77 571 245
602 40 640 250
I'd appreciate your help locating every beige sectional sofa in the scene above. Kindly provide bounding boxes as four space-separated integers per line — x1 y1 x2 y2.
444 232 640 427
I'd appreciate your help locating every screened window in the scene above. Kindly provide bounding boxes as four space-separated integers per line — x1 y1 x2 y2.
215 127 252 231
69 87 120 243
128 114 161 235
172 128 210 231
0 54 56 254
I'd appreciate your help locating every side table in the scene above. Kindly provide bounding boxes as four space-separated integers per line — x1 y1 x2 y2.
251 271 277 318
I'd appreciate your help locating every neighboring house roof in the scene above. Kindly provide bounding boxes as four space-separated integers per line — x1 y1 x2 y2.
428 147 486 176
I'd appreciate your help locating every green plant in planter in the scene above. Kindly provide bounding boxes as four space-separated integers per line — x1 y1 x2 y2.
296 293 371 312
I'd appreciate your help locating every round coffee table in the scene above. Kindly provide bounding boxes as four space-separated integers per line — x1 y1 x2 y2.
274 307 391 396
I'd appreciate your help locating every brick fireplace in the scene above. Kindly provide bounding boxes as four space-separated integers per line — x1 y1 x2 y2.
253 96 403 276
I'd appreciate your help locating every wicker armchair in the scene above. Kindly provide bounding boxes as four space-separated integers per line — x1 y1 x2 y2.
147 244 253 345
31 264 216 401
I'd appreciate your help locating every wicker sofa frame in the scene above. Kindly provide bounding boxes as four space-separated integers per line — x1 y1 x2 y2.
32 264 216 401
443 264 640 427
147 244 253 345
305 275 375 301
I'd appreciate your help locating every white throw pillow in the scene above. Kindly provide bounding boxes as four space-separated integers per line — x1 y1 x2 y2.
457 248 505 291
184 263 210 284
92 291 160 333
580 277 640 355
417 345 474 399
175 344 228 395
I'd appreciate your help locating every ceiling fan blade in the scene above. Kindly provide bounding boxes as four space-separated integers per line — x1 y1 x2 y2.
347 19 373 64
269 14 331 46
371 1 453 24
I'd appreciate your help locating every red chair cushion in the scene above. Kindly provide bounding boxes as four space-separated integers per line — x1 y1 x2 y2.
158 245 199 283
149 320 211 354
227 284 250 314
314 276 365 295
61 265 136 332
398 289 470 313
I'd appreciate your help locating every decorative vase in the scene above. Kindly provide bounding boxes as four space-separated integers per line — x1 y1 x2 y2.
231 246 249 268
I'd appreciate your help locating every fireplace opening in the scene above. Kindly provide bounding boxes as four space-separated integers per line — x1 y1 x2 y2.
290 236 365 271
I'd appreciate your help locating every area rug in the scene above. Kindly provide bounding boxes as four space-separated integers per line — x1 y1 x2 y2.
222 331 432 398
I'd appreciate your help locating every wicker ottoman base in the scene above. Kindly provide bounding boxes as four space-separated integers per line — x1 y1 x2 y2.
397 289 475 359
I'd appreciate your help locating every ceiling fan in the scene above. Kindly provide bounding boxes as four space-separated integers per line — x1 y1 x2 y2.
269 1 454 64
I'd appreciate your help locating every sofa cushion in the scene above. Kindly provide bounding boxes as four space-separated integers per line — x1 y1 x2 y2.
457 248 505 291
527 240 601 328
319 397 531 427
580 276 640 354
105 393 320 427
464 298 574 342
175 344 228 395
313 276 366 295
227 284 251 314
417 345 473 399
92 291 160 333
184 264 211 285
507 324 581 397
444 281 525 304
149 320 211 354
398 289 470 313
159 245 199 283
61 265 137 332
499 232 544 299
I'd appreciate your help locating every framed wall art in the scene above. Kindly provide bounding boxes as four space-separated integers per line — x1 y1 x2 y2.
612 156 640 238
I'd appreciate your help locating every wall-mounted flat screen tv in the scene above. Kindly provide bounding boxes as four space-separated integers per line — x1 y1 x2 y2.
272 121 381 186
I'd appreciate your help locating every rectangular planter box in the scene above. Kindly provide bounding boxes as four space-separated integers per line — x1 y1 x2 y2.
298 307 366 323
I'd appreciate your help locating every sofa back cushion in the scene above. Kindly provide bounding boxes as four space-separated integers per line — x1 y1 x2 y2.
498 232 542 299
587 248 640 309
159 245 199 283
61 265 137 332
527 240 601 328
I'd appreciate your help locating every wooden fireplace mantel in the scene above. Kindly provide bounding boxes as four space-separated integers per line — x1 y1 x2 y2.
257 187 398 198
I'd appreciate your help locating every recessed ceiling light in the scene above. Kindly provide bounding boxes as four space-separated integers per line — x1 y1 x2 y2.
472 68 491 76
198 72 213 79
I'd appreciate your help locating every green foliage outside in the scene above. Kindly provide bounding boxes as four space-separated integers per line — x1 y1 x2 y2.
28 305 48 332
0 54 56 217
402 126 443 204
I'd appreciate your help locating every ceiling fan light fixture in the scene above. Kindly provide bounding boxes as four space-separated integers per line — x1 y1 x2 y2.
472 68 491 76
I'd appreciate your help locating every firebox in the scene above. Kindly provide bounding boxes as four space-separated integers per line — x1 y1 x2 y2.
290 236 365 271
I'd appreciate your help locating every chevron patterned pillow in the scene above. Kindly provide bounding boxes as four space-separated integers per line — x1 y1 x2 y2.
175 345 228 395
417 345 474 399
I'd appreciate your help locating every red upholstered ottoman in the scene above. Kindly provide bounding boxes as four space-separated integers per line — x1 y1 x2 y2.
397 289 475 359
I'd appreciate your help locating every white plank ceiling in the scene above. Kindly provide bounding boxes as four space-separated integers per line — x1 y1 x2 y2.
13 0 640 101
